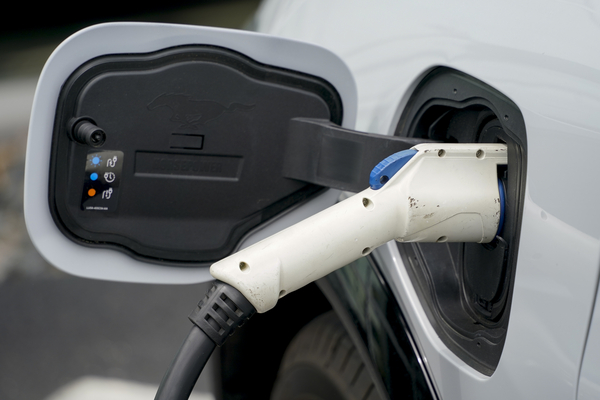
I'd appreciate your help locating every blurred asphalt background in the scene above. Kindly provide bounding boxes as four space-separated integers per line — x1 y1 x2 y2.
0 1 261 399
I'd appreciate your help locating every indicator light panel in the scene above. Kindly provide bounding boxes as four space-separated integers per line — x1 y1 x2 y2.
81 150 124 211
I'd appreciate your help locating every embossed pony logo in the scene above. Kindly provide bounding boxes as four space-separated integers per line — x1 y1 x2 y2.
147 94 255 129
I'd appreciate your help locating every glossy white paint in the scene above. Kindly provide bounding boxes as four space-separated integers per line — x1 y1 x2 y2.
579 280 600 400
254 1 600 399
24 22 357 284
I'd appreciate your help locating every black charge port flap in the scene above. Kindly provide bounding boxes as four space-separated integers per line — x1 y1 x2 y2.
49 45 343 265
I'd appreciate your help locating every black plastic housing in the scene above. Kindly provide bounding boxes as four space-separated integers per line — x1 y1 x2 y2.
49 45 342 266
283 118 429 192
189 282 256 346
394 67 527 375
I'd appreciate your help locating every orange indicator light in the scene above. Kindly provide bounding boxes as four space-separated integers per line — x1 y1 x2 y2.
88 188 96 197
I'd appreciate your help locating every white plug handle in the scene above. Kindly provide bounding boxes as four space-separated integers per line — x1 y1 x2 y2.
211 143 507 312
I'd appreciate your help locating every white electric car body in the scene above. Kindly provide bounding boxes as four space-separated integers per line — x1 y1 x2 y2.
252 1 600 399
23 1 600 399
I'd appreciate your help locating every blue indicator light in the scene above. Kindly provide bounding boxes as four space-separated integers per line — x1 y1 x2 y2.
90 172 98 181
89 154 103 168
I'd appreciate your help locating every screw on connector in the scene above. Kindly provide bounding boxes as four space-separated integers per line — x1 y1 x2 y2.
71 119 106 147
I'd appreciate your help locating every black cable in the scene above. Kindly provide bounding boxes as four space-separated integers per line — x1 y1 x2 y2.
154 281 256 400
154 326 216 400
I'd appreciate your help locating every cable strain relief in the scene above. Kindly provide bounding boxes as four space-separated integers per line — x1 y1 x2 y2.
189 281 256 347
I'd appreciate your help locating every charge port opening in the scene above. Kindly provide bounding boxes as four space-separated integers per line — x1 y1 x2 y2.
393 67 526 375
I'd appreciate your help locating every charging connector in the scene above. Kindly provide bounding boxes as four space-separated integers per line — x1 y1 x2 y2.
211 143 507 313
155 143 507 400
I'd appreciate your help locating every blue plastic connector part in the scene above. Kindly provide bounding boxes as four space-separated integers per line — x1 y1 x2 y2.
497 178 506 236
369 149 418 190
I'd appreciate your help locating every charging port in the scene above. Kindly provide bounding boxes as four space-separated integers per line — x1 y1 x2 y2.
394 67 526 375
